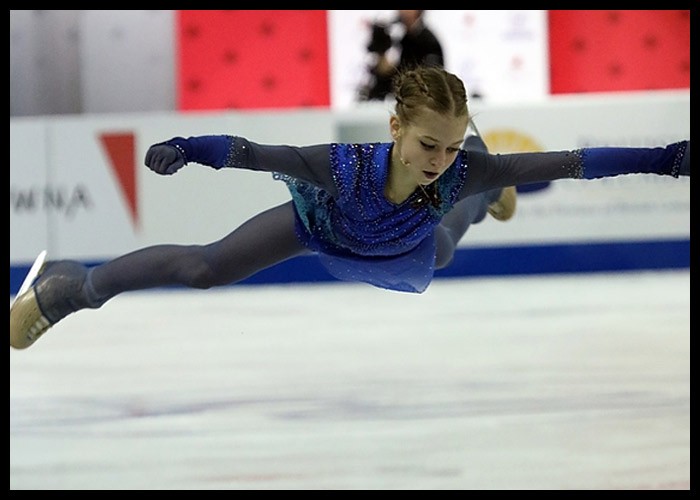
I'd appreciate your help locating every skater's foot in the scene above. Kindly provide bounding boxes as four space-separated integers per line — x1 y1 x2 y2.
10 261 91 350
488 186 517 221
10 288 51 349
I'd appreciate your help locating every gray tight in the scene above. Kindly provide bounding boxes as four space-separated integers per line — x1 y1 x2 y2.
89 201 307 300
434 188 500 269
88 190 498 301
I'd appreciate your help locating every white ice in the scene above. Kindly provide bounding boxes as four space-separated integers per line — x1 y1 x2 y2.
10 270 690 490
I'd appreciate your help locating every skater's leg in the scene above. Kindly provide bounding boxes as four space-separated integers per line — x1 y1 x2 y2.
434 189 500 269
435 123 516 269
10 201 306 349
89 201 305 297
463 123 517 222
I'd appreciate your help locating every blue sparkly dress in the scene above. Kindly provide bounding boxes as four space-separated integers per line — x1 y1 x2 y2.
275 143 469 292
163 134 689 293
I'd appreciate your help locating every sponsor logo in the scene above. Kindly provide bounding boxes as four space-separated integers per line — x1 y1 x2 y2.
10 184 92 218
10 131 138 227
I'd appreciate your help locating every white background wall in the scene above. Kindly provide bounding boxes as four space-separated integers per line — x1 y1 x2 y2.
10 10 176 116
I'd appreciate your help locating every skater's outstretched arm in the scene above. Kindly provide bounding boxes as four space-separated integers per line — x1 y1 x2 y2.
145 135 337 196
457 141 690 200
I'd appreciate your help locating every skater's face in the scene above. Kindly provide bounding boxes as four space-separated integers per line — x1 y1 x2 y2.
390 107 468 186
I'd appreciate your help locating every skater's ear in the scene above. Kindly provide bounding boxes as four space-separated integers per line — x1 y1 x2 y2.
389 115 402 141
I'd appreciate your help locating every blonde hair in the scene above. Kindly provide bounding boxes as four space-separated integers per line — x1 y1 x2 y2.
392 66 469 125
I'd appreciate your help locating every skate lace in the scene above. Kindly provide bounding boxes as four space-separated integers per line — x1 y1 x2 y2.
26 316 51 342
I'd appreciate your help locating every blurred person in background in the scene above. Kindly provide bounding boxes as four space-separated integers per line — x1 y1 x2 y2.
359 10 444 101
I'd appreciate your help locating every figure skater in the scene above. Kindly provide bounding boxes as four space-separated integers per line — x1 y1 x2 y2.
10 66 690 350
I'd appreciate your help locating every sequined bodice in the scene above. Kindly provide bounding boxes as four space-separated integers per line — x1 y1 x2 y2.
281 142 469 257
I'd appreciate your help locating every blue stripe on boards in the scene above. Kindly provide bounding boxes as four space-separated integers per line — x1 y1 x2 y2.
9 239 690 295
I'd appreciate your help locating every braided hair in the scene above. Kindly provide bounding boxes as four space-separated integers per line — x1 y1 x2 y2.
392 66 469 126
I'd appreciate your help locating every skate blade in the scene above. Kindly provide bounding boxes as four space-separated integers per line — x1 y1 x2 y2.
11 250 48 311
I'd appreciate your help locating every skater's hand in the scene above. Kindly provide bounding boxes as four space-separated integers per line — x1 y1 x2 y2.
145 144 186 175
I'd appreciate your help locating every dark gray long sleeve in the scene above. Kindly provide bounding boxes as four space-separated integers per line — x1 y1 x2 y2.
168 135 688 203
457 141 688 201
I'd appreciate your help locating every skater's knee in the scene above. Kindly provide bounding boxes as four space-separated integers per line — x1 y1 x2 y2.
182 262 218 289
434 227 456 269
176 252 220 289
434 241 455 269
435 252 454 270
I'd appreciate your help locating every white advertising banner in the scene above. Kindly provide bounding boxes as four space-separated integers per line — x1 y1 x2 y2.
10 120 50 260
10 92 689 275
455 90 691 247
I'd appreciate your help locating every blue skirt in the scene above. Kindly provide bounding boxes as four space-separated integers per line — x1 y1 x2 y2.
293 209 437 294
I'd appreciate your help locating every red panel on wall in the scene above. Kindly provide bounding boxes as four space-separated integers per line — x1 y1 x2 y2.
177 10 330 111
99 132 138 227
548 10 690 94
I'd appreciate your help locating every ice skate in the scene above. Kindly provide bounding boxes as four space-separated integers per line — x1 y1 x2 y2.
10 250 49 349
10 288 52 350
10 258 92 350
487 186 517 221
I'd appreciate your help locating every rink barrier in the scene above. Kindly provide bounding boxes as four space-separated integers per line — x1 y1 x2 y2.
10 91 690 295
9 239 690 296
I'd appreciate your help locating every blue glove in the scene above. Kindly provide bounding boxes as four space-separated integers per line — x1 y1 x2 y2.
144 143 186 175
145 136 233 173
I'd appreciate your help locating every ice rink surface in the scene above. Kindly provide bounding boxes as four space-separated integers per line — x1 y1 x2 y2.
10 270 690 490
